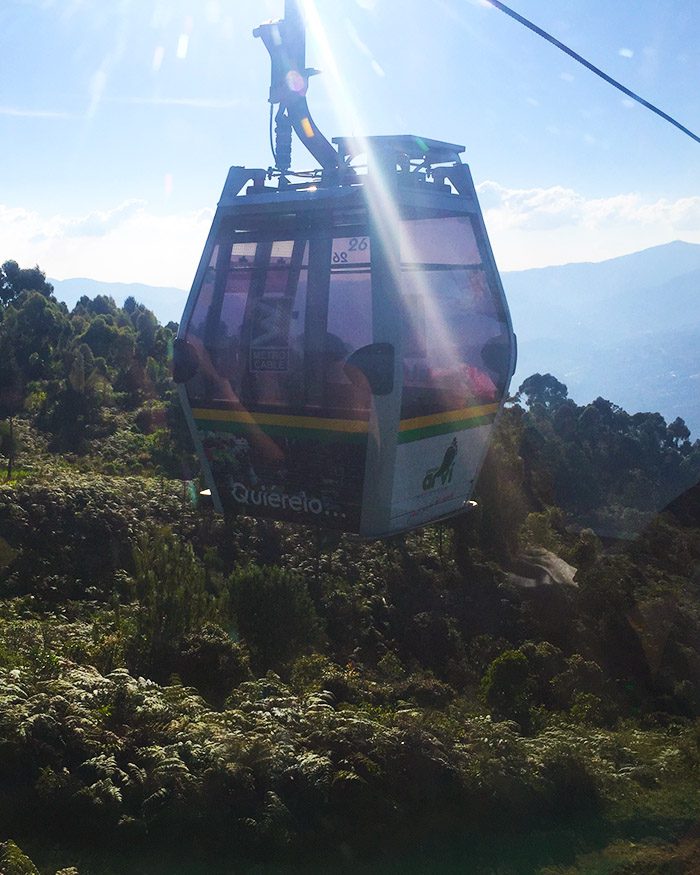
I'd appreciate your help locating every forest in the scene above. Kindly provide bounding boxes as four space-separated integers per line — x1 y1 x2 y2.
0 260 699 874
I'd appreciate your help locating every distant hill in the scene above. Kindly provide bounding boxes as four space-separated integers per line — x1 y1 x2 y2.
50 277 188 327
50 240 700 436
504 240 700 436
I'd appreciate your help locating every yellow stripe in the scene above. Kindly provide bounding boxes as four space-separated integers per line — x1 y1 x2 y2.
192 407 369 434
399 402 499 432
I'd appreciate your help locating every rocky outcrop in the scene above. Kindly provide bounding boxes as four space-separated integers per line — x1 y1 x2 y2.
506 547 578 589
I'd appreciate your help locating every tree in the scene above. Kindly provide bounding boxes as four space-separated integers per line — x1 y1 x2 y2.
0 291 69 378
0 333 24 419
0 260 53 307
128 529 219 680
517 373 568 410
667 417 691 448
227 564 324 671
0 419 18 478
481 649 532 729
73 293 117 317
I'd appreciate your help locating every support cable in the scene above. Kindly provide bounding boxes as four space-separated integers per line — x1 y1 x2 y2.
485 0 700 146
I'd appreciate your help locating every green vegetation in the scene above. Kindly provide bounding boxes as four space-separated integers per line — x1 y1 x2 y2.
1 262 700 873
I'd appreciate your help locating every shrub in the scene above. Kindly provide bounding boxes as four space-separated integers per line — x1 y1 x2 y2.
481 649 532 729
127 528 223 680
0 841 39 874
178 622 252 706
519 508 566 553
227 564 324 672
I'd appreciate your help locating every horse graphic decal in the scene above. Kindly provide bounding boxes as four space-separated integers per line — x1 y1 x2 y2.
422 437 458 491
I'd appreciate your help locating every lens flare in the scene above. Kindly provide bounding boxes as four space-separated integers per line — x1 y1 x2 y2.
286 69 306 94
152 45 165 72
300 116 315 138
299 1 458 371
176 33 189 59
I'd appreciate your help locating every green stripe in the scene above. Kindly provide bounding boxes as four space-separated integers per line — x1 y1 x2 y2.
194 418 368 444
398 413 495 444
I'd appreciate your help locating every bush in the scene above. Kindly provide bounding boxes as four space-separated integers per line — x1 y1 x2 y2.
481 649 532 729
127 528 224 680
0 841 39 874
178 622 252 706
227 564 324 672
0 471 205 597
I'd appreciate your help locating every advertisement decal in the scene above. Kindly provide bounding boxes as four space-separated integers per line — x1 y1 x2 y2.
194 409 368 530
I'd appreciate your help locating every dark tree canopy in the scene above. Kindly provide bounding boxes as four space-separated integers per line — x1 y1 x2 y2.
0 260 54 307
518 373 568 410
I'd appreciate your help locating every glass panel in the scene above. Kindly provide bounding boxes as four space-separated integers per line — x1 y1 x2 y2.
212 242 253 391
325 236 372 413
399 216 480 265
185 244 219 340
400 216 510 417
183 237 309 409
183 229 375 416
242 240 308 408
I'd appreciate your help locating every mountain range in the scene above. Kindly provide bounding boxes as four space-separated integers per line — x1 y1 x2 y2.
504 240 700 437
50 239 700 436
49 277 188 328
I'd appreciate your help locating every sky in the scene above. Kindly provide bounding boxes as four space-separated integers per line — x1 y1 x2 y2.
2 0 700 288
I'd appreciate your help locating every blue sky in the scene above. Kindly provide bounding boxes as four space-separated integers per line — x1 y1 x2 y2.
2 0 700 286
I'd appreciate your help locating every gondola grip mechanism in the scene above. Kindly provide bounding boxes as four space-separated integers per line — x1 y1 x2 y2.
254 1 338 171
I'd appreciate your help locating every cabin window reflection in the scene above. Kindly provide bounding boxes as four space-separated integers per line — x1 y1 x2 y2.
183 238 310 409
185 244 219 341
242 239 308 409
183 230 374 417
399 216 509 418
325 235 372 414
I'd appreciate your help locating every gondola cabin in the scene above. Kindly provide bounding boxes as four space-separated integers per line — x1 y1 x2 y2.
174 135 517 537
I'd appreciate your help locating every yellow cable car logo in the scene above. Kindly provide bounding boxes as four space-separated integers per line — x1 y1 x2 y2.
422 437 458 491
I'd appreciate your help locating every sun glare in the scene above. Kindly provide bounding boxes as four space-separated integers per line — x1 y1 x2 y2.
299 0 459 369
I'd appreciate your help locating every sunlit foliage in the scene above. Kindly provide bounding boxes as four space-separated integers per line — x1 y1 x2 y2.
1 266 700 872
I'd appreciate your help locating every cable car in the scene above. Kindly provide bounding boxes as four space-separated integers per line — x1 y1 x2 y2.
174 3 517 538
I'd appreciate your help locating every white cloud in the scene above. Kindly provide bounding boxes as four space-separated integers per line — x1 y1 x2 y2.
478 181 700 233
6 184 700 285
0 201 213 288
476 181 700 269
477 181 584 231
619 47 634 58
59 200 145 238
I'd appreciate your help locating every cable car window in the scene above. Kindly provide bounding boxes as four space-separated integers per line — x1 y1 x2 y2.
242 239 308 408
182 237 309 409
185 244 219 341
400 216 481 266
325 235 373 413
400 216 510 417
